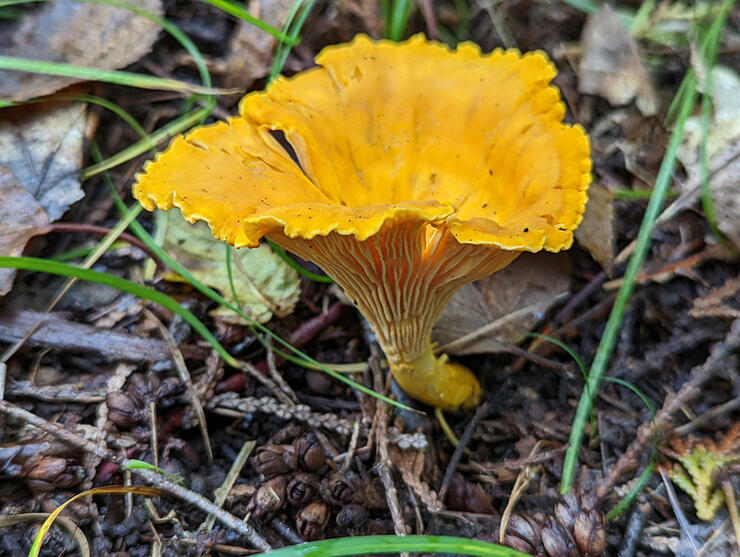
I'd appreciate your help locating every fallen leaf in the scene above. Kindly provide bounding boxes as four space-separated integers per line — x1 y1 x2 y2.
0 167 50 295
679 66 740 249
0 0 162 100
0 102 86 221
578 5 657 116
389 445 442 512
222 0 297 92
433 253 570 355
161 209 301 324
574 182 615 273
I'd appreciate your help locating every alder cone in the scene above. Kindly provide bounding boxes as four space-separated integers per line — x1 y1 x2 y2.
252 445 297 478
296 500 331 540
503 494 606 557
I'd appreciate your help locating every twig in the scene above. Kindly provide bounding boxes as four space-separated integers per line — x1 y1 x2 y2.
204 439 256 532
0 399 110 460
370 346 407 538
722 480 740 554
129 465 271 551
438 400 490 503
596 318 740 502
0 400 271 550
674 395 740 436
418 0 439 39
271 517 304 545
617 501 652 557
144 308 213 461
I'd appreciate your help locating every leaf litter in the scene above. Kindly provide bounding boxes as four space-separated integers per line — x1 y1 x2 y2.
0 0 162 101
160 209 301 324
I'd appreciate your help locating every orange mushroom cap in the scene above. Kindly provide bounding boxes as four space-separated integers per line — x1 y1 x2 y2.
133 34 591 410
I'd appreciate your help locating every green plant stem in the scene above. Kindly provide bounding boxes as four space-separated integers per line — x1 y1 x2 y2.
81 104 213 179
386 0 413 40
561 0 735 494
560 65 699 496
607 456 655 521
199 0 299 45
253 535 529 557
0 55 225 95
268 240 333 283
268 0 316 82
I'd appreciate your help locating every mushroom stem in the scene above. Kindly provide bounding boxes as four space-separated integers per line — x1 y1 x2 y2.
274 220 519 410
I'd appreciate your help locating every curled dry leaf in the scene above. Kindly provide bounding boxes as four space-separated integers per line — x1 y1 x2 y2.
0 167 50 295
578 5 657 116
0 0 162 100
433 253 570 355
574 183 615 273
388 444 442 512
160 209 301 324
0 102 86 221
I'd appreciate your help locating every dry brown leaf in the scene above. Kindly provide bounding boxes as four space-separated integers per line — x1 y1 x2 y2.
575 182 615 273
0 0 162 100
0 167 50 295
0 102 86 221
678 67 740 249
222 0 297 92
388 445 442 512
578 5 657 116
433 253 570 355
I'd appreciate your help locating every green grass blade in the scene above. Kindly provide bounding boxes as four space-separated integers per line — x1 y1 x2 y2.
386 0 413 41
253 535 529 557
0 93 150 145
199 0 299 45
81 104 213 179
268 0 316 82
52 241 128 262
604 377 656 417
0 0 214 89
560 0 734 495
268 240 333 284
607 455 655 520
0 256 238 366
0 55 226 95
561 83 695 494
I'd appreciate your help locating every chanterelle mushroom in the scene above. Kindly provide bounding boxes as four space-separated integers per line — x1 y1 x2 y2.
133 35 591 410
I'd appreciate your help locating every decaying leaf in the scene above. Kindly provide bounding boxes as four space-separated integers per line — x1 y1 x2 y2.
222 0 297 92
0 102 86 221
579 5 657 116
0 0 162 100
433 253 570 355
0 167 50 295
388 445 442 512
679 66 740 249
575 183 615 273
161 209 301 324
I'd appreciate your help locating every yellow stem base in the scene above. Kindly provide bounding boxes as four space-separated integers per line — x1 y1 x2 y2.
389 347 481 411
